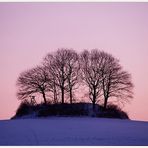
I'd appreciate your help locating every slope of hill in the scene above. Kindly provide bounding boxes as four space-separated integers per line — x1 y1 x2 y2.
0 117 148 146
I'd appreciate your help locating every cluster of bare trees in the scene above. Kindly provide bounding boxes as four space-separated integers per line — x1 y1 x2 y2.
16 48 133 111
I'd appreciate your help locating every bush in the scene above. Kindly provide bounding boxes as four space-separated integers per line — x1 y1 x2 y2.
37 103 88 117
12 101 129 120
97 104 129 119
13 100 32 118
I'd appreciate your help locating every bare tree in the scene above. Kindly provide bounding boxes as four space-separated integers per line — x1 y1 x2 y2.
43 53 60 104
44 49 75 104
80 49 103 111
99 51 133 109
80 49 133 111
16 66 49 104
17 48 133 111
43 48 80 104
64 49 80 104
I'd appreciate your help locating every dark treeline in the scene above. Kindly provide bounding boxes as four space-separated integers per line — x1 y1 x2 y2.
16 48 133 112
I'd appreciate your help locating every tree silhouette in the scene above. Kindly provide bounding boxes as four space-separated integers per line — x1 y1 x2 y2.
43 48 80 104
64 49 80 104
16 66 49 104
80 49 133 111
16 48 133 112
80 49 103 111
43 53 60 104
99 51 133 109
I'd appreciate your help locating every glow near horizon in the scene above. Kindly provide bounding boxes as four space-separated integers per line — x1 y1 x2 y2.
0 3 148 121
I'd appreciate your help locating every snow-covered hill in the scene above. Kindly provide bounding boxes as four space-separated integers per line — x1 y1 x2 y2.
0 117 148 146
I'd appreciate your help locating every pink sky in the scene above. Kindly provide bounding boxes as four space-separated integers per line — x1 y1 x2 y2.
0 3 148 121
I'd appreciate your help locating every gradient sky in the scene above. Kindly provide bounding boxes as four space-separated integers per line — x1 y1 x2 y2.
0 3 148 121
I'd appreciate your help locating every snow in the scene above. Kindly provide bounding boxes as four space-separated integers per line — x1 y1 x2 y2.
0 117 148 146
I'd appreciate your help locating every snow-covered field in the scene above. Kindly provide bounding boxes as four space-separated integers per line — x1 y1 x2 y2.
0 117 148 146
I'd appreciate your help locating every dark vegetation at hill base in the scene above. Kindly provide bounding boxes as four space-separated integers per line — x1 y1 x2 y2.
11 101 129 120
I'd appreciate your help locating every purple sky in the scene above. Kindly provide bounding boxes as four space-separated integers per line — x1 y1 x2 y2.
0 3 148 121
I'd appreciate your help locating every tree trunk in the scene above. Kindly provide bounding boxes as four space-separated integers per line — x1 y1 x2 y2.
42 91 47 105
104 98 108 110
70 87 73 104
61 87 64 104
53 83 57 104
92 100 96 112
92 87 96 112
53 89 57 104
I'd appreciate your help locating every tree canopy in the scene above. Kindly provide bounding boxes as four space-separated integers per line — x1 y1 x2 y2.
16 48 134 111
